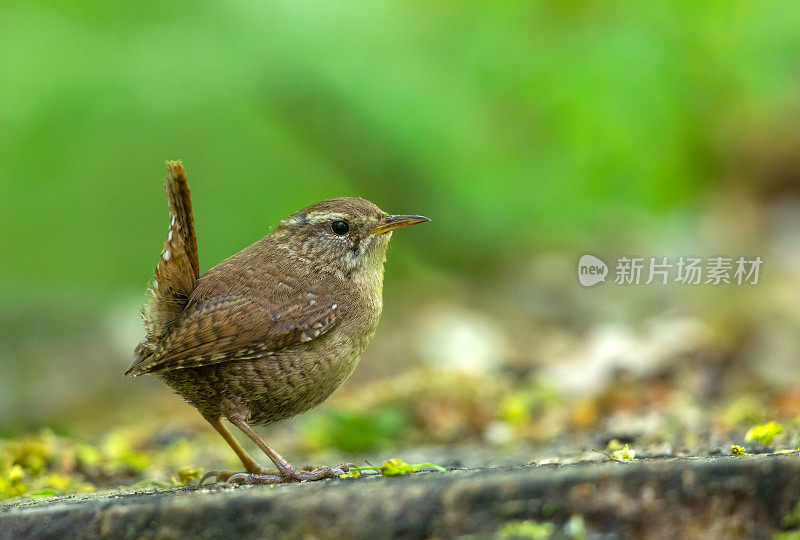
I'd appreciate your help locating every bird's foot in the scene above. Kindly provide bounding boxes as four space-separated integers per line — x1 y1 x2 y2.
223 463 355 485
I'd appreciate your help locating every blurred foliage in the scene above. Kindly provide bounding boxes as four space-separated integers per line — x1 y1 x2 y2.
2 1 800 296
783 502 800 531
300 408 411 454
171 465 203 486
0 427 212 500
2 363 800 498
497 520 556 540
746 420 784 445
723 397 770 427
777 502 800 540
0 430 93 499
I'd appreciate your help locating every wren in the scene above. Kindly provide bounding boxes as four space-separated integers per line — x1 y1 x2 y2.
125 161 429 484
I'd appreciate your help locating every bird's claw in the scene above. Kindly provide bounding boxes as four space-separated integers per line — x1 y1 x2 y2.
199 470 236 485
207 463 355 485
226 471 287 484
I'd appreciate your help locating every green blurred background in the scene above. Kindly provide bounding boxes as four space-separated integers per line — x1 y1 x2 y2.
3 1 800 491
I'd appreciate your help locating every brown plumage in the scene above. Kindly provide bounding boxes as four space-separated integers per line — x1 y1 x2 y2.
126 161 429 484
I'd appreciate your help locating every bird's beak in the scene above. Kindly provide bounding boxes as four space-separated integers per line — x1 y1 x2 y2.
369 214 430 235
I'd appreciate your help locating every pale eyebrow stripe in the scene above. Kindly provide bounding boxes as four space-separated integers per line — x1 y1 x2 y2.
305 212 347 223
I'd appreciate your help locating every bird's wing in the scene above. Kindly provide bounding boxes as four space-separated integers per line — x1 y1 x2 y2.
125 294 340 376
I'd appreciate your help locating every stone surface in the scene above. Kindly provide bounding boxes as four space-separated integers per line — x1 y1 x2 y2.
1 454 799 539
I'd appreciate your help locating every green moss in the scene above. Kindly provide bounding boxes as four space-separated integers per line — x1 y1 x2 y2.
340 459 445 479
593 443 637 463
731 444 748 456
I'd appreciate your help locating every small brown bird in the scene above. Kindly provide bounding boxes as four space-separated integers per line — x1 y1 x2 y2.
126 161 429 484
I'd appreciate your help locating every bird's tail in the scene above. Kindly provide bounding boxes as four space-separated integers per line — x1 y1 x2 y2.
127 161 200 375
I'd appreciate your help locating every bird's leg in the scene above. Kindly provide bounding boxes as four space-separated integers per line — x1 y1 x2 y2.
199 415 273 484
225 418 350 484
205 415 263 472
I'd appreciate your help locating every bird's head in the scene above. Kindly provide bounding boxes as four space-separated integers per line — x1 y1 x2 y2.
274 197 429 279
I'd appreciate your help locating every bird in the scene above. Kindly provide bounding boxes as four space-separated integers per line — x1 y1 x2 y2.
125 161 429 484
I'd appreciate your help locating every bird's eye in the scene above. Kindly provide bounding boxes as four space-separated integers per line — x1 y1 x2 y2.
331 220 349 235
